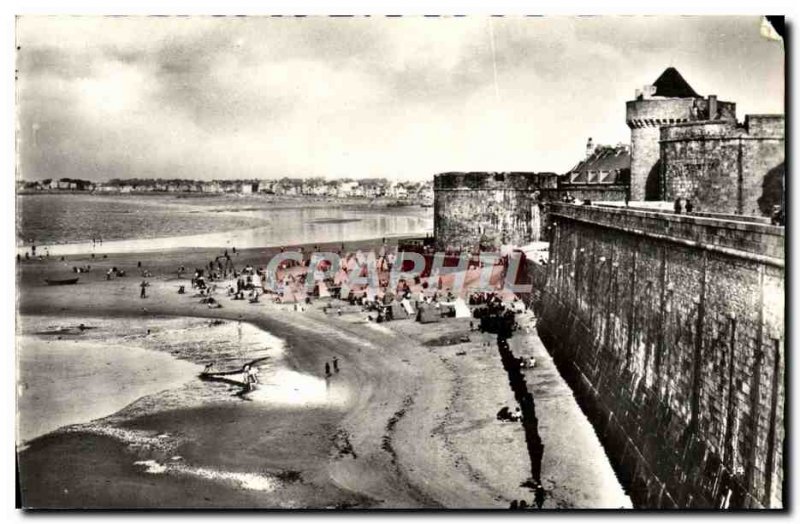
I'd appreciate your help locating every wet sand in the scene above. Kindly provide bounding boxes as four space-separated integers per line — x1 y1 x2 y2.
16 239 630 509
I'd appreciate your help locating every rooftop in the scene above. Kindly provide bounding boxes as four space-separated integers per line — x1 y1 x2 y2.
651 67 701 98
566 145 630 184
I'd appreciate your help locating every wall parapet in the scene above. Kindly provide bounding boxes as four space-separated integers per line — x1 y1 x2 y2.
548 203 784 263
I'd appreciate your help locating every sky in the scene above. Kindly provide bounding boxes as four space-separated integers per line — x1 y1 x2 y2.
15 16 784 182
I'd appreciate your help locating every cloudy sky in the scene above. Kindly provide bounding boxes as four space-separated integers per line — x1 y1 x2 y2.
16 16 784 182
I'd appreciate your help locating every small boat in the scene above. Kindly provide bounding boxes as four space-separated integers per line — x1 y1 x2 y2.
44 277 79 286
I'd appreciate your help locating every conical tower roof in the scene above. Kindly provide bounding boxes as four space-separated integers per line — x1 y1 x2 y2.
651 67 700 98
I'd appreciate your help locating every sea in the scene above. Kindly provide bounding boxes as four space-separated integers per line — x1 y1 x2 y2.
16 193 433 255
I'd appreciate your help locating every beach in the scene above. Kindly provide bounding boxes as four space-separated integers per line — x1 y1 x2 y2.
16 239 630 509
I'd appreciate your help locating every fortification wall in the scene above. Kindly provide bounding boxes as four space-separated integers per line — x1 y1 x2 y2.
546 185 629 203
530 203 784 508
433 172 557 252
660 116 785 216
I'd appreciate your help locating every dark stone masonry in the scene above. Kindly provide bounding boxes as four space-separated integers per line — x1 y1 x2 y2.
433 172 558 252
660 115 785 216
528 203 784 509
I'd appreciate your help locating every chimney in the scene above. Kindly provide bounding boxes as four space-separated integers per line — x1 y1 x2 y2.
708 95 718 120
586 137 595 159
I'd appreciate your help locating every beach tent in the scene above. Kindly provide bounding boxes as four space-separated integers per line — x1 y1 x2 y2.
400 298 415 316
334 267 349 285
281 285 307 303
389 301 408 320
452 297 471 318
313 281 331 298
416 304 442 324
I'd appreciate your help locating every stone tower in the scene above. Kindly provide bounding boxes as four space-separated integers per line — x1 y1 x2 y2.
625 67 736 200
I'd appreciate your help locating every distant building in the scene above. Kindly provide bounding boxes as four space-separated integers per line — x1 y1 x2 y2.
338 181 358 198
559 140 630 202
201 182 220 193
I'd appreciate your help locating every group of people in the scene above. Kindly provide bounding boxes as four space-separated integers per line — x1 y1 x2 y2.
324 356 340 376
673 198 695 214
242 364 259 392
18 247 48 262
508 484 546 510
107 266 126 280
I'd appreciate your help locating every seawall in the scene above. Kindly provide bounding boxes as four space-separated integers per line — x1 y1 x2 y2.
529 203 785 509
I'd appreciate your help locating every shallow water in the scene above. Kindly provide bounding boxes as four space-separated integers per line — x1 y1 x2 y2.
17 193 433 255
16 331 201 445
133 459 279 492
16 314 349 445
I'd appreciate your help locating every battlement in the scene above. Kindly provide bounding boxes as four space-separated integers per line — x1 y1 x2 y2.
660 115 785 142
548 202 784 262
433 172 558 191
626 97 736 128
744 114 785 138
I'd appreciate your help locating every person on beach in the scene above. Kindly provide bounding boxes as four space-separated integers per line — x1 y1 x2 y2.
140 280 148 299
241 365 250 388
333 356 339 373
325 362 331 376
534 483 545 509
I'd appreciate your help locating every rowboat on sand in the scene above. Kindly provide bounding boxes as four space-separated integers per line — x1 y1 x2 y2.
44 277 79 286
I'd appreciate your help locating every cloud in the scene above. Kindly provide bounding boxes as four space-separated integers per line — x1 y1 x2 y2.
16 16 784 182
